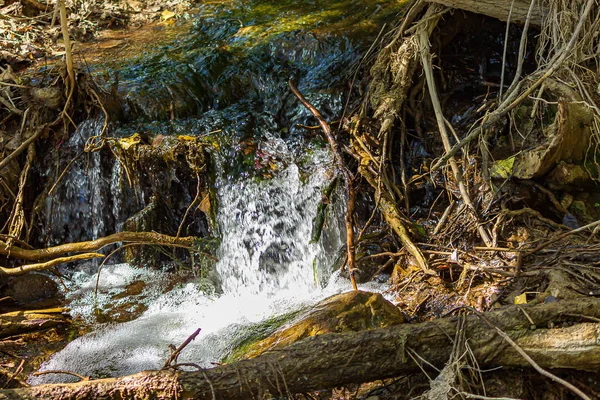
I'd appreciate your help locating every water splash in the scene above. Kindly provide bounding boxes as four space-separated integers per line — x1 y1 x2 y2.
31 146 370 384
215 148 334 295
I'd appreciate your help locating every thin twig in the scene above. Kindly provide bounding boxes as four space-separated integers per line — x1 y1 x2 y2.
473 309 591 400
162 328 202 369
505 0 537 97
528 218 600 256
32 370 89 382
289 80 358 290
499 0 516 100
0 253 104 276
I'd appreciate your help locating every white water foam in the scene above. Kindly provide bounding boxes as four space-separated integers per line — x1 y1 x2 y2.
31 146 392 385
32 269 386 383
215 147 333 295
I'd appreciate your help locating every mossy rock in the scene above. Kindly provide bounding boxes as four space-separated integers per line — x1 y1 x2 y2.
240 291 404 360
546 162 592 190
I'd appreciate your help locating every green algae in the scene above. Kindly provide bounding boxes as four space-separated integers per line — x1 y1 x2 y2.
94 0 409 121
221 308 305 363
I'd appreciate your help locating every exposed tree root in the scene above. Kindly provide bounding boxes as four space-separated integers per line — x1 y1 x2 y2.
0 253 104 276
5 144 34 248
1 298 598 399
359 166 434 275
416 12 493 247
0 117 60 173
0 231 198 261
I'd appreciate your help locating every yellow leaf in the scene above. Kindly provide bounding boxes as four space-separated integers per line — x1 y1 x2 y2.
161 10 176 21
177 135 196 142
514 293 527 305
490 156 515 179
119 133 141 150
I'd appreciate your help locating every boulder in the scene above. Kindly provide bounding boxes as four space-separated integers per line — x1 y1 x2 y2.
1 273 60 306
242 291 404 359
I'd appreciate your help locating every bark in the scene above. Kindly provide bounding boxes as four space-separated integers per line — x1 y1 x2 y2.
0 232 198 261
0 309 69 338
424 0 547 26
0 253 103 276
2 299 599 399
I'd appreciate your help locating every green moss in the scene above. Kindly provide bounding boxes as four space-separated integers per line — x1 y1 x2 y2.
222 308 305 363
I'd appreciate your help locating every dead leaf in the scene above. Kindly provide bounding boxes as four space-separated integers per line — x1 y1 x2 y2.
514 293 527 305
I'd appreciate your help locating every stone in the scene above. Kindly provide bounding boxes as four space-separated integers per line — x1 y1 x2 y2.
569 200 594 225
547 163 591 190
2 273 59 305
242 291 404 359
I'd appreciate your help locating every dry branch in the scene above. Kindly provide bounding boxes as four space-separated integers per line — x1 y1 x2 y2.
0 232 198 261
424 0 547 26
0 127 46 173
289 80 358 290
360 166 435 275
417 17 493 247
4 298 598 399
0 253 104 276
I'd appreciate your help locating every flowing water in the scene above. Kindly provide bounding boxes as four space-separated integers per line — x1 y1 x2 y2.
31 0 406 384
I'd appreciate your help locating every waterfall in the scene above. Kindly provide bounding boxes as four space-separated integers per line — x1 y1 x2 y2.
30 139 358 384
215 148 334 295
29 0 399 385
44 120 112 246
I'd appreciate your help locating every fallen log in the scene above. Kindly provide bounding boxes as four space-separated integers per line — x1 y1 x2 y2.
0 308 70 338
2 298 599 399
425 0 547 26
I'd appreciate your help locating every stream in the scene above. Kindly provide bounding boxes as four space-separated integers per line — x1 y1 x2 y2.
30 0 406 384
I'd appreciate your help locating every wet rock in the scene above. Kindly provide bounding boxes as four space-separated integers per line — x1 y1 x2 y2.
123 195 177 267
242 291 404 359
546 162 591 190
560 193 574 210
29 86 64 110
561 212 580 229
569 200 594 225
1 274 60 306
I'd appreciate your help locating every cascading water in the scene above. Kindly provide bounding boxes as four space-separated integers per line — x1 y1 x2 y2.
30 0 404 385
31 137 359 384
44 119 112 246
215 148 335 295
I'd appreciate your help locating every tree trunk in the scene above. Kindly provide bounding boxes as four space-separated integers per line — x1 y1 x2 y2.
2 299 599 399
425 0 547 26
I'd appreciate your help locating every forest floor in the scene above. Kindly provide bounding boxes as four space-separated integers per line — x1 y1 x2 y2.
1 0 194 71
